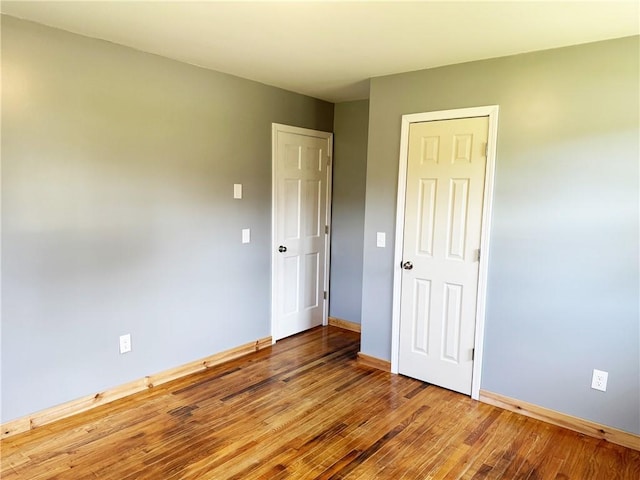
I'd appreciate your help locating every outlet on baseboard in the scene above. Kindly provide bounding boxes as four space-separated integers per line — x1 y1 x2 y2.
591 369 608 392
119 334 132 354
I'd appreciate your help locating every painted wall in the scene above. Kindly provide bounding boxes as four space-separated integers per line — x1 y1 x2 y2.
329 100 369 324
1 16 333 422
361 37 639 434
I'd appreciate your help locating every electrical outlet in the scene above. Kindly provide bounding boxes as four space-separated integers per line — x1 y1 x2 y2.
591 369 608 392
119 334 132 354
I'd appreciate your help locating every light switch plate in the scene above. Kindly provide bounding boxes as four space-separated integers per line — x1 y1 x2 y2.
234 184 242 199
376 232 386 248
242 228 250 244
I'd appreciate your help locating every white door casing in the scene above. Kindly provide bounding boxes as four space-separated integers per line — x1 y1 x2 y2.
391 106 499 400
272 124 333 341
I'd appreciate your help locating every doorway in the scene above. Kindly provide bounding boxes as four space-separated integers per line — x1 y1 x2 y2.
271 124 333 341
391 106 499 399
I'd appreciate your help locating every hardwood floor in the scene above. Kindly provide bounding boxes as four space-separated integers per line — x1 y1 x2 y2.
2 326 639 479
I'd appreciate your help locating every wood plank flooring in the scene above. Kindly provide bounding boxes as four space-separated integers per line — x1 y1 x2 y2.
1 326 639 479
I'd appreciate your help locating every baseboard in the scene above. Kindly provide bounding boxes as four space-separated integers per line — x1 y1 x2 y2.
479 390 640 451
1 336 272 439
357 352 391 372
328 316 361 333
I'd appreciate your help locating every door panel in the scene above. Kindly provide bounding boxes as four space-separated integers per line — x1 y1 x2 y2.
442 282 463 363
304 252 319 309
399 116 489 395
305 179 321 237
417 178 437 256
412 278 431 354
283 256 299 315
283 179 301 239
274 127 331 340
447 178 470 260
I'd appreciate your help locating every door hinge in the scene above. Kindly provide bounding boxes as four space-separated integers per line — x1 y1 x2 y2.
485 142 489 157
325 225 329 235
323 291 327 300
475 248 481 262
472 348 475 361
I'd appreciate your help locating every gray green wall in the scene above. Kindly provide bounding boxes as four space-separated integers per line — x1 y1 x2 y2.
361 36 640 434
1 16 333 422
3 14 638 440
329 100 369 324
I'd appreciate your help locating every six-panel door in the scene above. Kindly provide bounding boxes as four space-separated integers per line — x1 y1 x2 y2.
398 117 489 395
274 130 330 340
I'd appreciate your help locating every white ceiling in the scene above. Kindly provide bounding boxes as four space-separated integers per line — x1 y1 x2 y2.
2 1 638 103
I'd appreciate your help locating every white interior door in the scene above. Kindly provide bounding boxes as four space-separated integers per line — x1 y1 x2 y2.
272 124 332 341
398 116 489 395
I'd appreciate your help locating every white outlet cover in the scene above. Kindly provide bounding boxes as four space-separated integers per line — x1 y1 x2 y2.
233 184 242 199
119 334 131 354
242 228 250 244
376 232 386 248
591 369 608 392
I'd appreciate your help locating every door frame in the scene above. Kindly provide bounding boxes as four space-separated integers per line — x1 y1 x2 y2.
271 123 334 342
390 106 499 400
